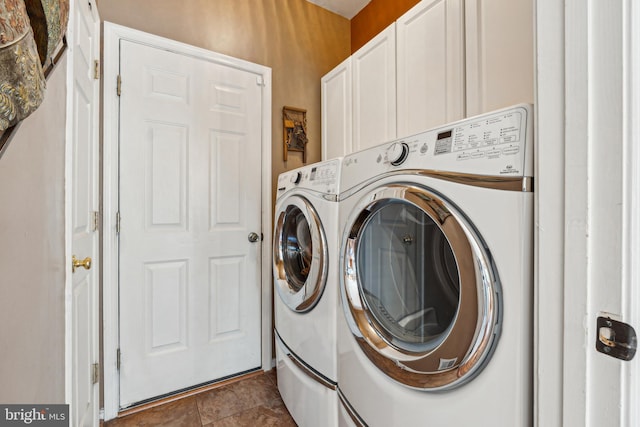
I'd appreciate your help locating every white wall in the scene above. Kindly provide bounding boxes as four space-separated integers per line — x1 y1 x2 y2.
0 59 67 403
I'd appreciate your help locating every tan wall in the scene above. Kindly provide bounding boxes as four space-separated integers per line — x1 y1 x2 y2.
0 60 67 403
98 0 351 208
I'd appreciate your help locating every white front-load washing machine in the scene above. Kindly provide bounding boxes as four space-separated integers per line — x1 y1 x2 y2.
273 158 341 427
336 105 533 426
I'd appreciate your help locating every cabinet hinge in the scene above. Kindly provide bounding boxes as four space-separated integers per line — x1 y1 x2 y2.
116 349 121 370
117 75 122 96
115 211 121 234
92 211 99 232
256 75 265 86
92 362 99 385
94 60 100 80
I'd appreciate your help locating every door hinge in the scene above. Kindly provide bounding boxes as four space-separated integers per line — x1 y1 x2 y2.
116 75 122 96
115 211 121 234
596 315 637 361
116 349 121 370
92 211 99 232
92 362 99 385
256 75 265 87
94 60 100 80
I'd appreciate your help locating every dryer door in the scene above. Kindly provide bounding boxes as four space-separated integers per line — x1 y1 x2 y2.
341 184 500 390
274 195 328 312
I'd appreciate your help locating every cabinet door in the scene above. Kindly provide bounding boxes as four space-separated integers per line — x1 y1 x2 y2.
352 23 397 152
321 57 352 160
396 0 465 138
465 0 534 116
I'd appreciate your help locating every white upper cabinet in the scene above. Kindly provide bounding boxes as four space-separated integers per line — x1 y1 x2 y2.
352 23 397 153
396 0 465 138
321 0 533 157
465 0 534 116
322 57 352 160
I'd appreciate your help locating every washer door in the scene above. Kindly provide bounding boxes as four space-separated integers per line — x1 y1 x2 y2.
342 184 500 390
274 195 328 312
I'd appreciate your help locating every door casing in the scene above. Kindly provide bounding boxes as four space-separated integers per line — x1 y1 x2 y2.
535 0 640 425
102 22 272 420
65 0 101 425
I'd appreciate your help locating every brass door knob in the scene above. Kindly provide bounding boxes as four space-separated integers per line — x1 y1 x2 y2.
72 255 92 273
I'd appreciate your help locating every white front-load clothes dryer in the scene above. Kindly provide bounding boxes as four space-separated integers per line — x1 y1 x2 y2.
273 158 341 427
336 105 534 426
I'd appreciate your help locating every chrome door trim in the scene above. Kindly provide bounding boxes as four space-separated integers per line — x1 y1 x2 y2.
337 388 368 427
340 169 533 201
273 195 328 312
275 332 337 390
341 184 501 390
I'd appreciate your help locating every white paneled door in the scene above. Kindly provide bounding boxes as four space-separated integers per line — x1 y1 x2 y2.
117 40 263 407
68 0 100 425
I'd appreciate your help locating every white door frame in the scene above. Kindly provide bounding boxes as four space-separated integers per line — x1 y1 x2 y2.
536 0 639 425
102 22 272 420
65 0 101 423
622 0 640 421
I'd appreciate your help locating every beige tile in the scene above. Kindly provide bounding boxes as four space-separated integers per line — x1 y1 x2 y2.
227 374 281 408
196 383 251 425
265 368 277 386
207 400 297 427
106 372 295 427
105 396 201 427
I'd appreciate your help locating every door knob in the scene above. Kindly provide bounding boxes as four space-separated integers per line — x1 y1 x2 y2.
248 232 260 243
72 255 92 273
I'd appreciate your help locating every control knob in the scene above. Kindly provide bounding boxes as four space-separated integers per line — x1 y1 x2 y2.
386 142 409 166
291 171 302 184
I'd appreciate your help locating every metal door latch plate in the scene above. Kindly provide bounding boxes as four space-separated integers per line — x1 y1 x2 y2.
596 316 637 361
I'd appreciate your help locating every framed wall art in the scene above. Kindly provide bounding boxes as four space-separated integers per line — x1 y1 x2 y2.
283 106 308 163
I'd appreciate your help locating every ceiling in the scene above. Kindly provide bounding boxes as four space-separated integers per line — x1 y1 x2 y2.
306 0 371 19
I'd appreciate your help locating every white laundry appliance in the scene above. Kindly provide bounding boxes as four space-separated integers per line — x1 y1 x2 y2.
336 105 533 426
273 159 341 427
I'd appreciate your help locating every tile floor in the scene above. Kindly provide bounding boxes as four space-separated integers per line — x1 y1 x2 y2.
105 370 297 426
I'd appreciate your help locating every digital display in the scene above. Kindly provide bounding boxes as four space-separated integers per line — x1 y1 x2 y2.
437 130 452 140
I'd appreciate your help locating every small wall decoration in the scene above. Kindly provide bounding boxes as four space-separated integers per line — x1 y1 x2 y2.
283 106 308 163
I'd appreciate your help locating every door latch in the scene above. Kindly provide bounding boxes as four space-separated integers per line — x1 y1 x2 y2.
596 316 637 361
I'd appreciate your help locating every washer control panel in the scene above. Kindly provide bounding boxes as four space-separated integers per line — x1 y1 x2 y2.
433 109 525 160
277 158 340 196
343 104 532 180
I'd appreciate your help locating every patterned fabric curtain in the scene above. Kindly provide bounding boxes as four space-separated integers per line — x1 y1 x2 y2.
0 0 45 131
24 0 69 65
0 0 68 131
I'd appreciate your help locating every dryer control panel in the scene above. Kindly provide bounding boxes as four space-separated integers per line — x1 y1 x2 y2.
277 158 341 197
342 104 532 185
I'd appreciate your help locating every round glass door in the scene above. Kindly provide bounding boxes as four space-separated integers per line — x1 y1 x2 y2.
342 184 500 390
274 196 327 312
